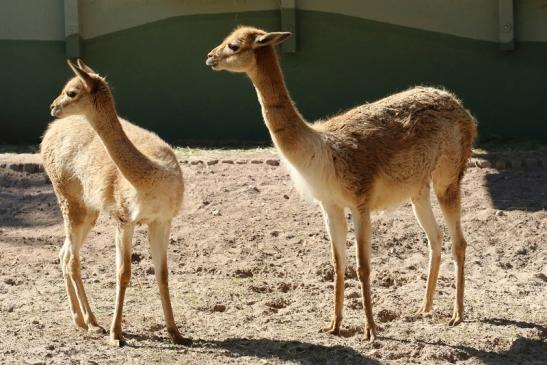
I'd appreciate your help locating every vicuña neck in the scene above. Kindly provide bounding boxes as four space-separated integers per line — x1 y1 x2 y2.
248 46 319 163
87 93 161 188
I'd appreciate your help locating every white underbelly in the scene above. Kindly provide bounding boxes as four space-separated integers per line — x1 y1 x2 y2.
283 157 421 211
369 178 421 211
283 158 352 207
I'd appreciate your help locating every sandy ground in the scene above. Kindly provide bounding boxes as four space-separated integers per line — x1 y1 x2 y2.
0 149 546 364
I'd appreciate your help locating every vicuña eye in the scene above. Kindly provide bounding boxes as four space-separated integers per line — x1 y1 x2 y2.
67 91 77 98
228 43 240 52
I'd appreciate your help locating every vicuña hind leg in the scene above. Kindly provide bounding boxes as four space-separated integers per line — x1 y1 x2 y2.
148 220 191 346
352 207 377 341
435 181 467 326
109 223 135 347
411 185 443 314
320 203 347 335
59 240 86 330
59 200 102 333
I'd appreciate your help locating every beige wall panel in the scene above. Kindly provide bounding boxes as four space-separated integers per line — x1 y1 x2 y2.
297 0 499 42
0 0 64 40
79 0 504 42
516 0 547 42
1 0 546 43
80 0 278 39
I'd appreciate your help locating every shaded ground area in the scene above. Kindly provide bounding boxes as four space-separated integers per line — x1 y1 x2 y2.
0 150 546 364
485 168 547 211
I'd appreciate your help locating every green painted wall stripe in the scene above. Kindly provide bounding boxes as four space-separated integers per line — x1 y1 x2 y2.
0 39 66 144
65 34 82 58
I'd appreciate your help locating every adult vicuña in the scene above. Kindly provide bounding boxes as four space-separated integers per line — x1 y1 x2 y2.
42 59 188 346
206 26 477 341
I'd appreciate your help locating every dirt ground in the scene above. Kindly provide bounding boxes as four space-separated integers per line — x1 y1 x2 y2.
0 149 546 364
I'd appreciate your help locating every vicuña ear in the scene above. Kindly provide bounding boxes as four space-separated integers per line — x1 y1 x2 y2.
67 59 97 92
76 58 96 74
254 32 292 47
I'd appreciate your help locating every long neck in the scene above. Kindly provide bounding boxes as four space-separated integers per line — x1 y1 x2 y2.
87 94 161 188
248 46 320 163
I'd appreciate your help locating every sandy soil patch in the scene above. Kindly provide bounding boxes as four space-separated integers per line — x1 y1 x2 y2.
0 150 545 364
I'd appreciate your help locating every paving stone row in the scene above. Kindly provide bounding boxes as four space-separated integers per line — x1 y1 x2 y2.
0 156 544 176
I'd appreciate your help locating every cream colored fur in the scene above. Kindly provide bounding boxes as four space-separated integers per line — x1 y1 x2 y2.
207 26 477 341
41 59 189 346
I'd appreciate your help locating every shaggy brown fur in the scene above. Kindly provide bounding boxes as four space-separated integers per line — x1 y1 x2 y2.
207 26 477 341
41 59 189 346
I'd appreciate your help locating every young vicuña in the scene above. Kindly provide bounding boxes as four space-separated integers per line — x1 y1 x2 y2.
42 59 189 346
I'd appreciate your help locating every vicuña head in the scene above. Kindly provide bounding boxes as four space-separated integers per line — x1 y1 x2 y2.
206 26 291 73
50 59 111 118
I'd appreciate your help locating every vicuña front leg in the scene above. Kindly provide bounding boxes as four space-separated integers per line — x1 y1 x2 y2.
109 223 135 347
352 208 377 341
148 220 191 346
320 203 347 335
411 186 442 315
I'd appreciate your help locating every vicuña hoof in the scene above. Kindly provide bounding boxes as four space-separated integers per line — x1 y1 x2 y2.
364 324 377 342
88 324 106 334
448 313 463 326
109 337 126 347
168 328 192 346
73 317 88 331
416 303 432 315
321 320 341 335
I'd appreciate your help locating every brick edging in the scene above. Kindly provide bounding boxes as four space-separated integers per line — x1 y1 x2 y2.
466 156 544 169
0 156 545 175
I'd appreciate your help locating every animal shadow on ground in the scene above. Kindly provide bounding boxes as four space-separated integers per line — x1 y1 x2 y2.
125 334 379 365
205 338 380 365
386 318 546 364
0 169 60 228
0 190 60 228
482 154 547 212
481 317 547 334
475 318 547 364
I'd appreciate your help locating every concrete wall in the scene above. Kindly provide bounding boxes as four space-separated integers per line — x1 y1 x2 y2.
5 0 547 42
0 0 64 40
1 0 546 144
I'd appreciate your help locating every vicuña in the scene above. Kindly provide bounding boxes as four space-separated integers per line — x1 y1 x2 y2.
42 59 189 346
206 26 477 341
